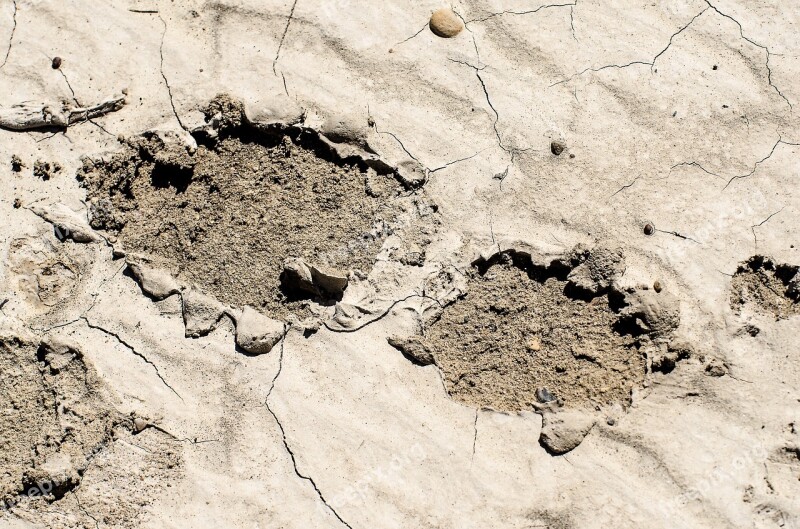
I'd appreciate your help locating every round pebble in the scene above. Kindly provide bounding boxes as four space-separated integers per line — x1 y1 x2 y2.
653 280 663 293
536 387 556 403
133 417 148 433
51 57 62 70
551 140 566 156
644 223 655 236
429 9 464 38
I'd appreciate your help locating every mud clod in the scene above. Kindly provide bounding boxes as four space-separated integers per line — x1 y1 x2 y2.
133 417 148 433
182 288 226 338
536 387 556 403
11 154 23 172
704 359 727 377
539 410 596 455
126 261 181 301
29 202 101 243
387 336 436 366
281 257 349 301
89 197 123 231
616 288 680 338
650 341 691 374
202 93 246 130
235 307 285 355
566 246 624 297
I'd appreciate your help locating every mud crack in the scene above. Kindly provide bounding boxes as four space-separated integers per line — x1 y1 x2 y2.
551 3 793 111
264 340 354 529
669 137 799 189
0 0 16 70
751 207 785 251
273 0 299 74
81 317 183 400
703 0 793 110
159 16 187 132
447 58 529 157
466 2 577 24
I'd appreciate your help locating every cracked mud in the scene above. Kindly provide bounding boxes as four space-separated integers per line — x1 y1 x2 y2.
2 0 800 525
79 117 411 321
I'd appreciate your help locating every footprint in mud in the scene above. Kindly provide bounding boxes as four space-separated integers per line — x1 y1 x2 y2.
78 95 435 325
7 235 90 312
0 335 182 525
390 246 682 412
730 256 800 320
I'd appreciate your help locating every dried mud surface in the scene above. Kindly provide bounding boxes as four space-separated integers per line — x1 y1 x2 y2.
79 132 407 320
730 256 800 320
421 257 644 411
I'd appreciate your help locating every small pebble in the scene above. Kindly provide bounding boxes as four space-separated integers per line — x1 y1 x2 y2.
550 140 566 156
644 223 655 236
712 64 718 70
133 417 148 433
51 57 62 70
536 387 556 403
653 280 662 293
429 8 464 38
527 337 541 352
606 417 616 426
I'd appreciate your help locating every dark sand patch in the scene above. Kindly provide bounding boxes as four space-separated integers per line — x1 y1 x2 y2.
79 127 408 320
730 256 799 320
